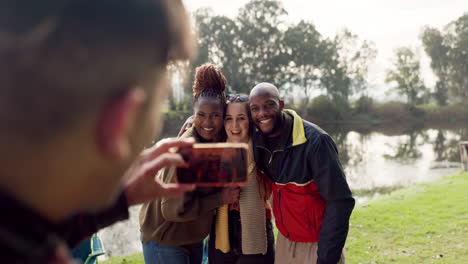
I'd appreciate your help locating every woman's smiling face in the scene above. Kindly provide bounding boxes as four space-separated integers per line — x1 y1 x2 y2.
193 97 224 142
225 102 250 143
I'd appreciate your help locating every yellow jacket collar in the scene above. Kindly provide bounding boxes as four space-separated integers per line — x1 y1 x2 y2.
283 109 307 146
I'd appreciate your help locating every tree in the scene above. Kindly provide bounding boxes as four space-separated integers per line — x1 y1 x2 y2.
283 20 324 114
208 15 248 93
334 29 377 97
181 0 378 114
319 38 351 111
188 1 289 94
181 8 214 107
236 0 288 87
421 13 468 103
315 29 377 113
421 27 450 105
385 47 427 105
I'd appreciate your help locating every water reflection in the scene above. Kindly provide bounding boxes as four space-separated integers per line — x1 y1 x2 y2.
432 130 466 163
383 131 423 163
324 125 467 203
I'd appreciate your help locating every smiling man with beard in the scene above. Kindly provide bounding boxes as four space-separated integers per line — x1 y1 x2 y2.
249 83 355 264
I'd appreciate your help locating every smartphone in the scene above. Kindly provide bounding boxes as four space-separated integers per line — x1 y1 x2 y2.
176 142 249 186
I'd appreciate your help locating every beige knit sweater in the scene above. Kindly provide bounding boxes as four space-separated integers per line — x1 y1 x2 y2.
215 139 267 255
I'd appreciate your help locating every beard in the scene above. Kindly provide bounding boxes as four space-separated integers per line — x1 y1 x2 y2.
257 112 283 136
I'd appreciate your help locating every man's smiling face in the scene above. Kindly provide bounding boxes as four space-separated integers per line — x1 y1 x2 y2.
249 91 284 137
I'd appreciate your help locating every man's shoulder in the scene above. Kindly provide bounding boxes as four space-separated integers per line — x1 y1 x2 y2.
300 118 328 142
283 110 327 139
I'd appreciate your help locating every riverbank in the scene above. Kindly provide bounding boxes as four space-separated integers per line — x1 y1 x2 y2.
159 104 468 140
101 171 468 264
295 97 468 126
303 102 468 131
163 103 468 126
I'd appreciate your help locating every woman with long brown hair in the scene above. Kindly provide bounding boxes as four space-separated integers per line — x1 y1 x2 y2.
208 94 275 264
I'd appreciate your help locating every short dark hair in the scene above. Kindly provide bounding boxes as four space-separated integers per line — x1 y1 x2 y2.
0 0 194 140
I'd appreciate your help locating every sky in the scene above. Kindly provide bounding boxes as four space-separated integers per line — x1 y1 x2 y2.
183 0 467 97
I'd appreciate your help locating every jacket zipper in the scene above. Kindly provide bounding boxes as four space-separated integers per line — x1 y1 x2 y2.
258 145 289 237
269 150 283 164
277 189 289 238
257 146 283 165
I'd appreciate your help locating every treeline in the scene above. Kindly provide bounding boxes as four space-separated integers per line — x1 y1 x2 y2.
387 13 468 106
169 0 376 114
168 0 467 122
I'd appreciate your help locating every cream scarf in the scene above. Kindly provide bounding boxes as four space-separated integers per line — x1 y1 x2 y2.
215 139 267 255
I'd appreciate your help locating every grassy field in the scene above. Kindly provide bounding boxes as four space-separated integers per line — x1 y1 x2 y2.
100 253 143 264
346 171 467 263
101 171 468 264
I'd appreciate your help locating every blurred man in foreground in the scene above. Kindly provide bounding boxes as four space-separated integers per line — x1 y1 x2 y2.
0 0 195 262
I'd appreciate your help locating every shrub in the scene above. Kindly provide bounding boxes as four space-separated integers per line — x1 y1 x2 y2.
354 96 374 114
372 101 409 121
422 104 468 122
408 104 426 119
307 95 342 122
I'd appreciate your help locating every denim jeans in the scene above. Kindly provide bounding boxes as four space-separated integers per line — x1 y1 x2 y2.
202 237 209 264
141 240 203 264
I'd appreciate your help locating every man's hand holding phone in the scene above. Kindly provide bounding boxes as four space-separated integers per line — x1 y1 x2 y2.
124 137 196 206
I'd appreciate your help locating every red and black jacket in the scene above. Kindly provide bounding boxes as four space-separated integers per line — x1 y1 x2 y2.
253 110 355 264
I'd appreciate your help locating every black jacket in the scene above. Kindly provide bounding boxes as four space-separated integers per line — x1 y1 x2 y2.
253 109 355 264
0 189 129 263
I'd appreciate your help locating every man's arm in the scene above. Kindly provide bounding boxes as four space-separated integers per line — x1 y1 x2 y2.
57 137 196 247
55 192 129 248
312 134 355 264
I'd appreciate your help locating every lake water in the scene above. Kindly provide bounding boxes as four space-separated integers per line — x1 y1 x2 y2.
98 121 468 257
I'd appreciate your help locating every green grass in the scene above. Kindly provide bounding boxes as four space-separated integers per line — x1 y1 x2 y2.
101 171 468 264
100 253 143 264
346 171 468 263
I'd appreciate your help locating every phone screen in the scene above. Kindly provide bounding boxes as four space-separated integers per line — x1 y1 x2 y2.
176 143 249 186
